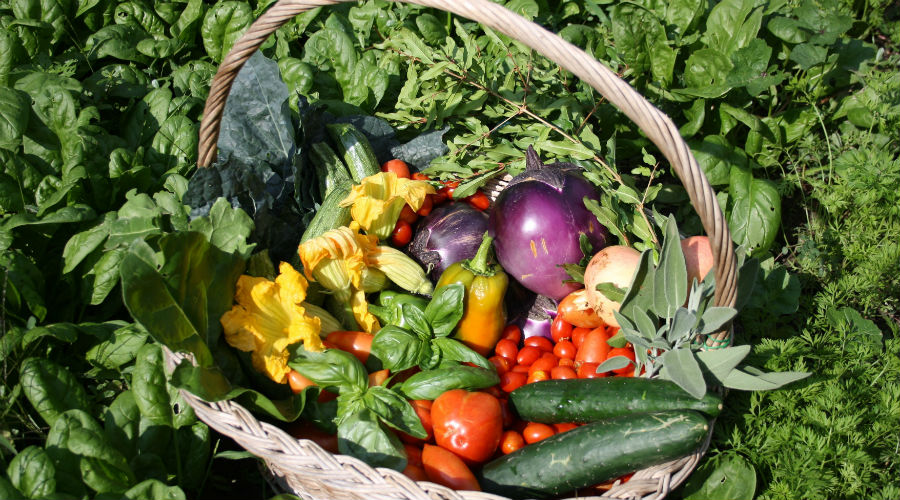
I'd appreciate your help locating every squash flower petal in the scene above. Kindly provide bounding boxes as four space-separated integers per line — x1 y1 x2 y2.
340 172 435 240
221 262 323 384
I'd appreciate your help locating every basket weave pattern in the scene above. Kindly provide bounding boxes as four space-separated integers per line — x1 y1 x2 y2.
165 1 741 499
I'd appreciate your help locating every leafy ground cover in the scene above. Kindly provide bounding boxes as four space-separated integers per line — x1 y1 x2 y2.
1 0 898 499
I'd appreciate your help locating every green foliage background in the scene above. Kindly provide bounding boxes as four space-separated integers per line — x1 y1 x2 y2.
1 0 898 498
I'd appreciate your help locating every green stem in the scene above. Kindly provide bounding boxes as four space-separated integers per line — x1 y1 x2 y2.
463 232 496 276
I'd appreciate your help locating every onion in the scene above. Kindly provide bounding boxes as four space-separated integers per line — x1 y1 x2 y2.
408 203 489 280
583 245 641 327
489 147 609 301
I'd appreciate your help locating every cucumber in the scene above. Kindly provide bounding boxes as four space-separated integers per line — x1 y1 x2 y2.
309 141 354 199
479 410 709 499
300 184 351 243
509 378 723 423
326 123 380 183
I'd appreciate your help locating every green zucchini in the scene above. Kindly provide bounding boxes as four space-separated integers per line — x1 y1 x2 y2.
326 123 380 183
309 141 353 199
479 410 709 499
300 184 351 243
509 378 723 423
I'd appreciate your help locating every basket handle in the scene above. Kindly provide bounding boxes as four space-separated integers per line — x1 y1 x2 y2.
197 0 739 339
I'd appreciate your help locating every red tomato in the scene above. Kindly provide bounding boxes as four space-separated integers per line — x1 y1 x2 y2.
399 399 434 445
577 362 605 379
381 159 410 178
553 422 578 433
524 336 554 352
557 290 604 328
511 364 530 373
488 355 510 375
550 317 573 343
391 219 413 247
422 444 480 491
466 190 490 211
606 347 637 376
481 385 504 399
550 365 577 380
572 327 591 349
405 443 423 467
431 390 503 463
522 422 555 444
442 180 461 188
494 339 518 362
499 398 515 428
516 346 541 366
558 357 575 368
416 195 433 217
367 369 390 387
325 331 373 364
528 355 557 377
411 172 430 181
286 420 339 453
399 204 419 224
288 370 316 394
575 327 611 364
526 369 550 384
553 340 576 360
499 371 527 393
500 430 525 454
403 464 428 481
501 325 522 344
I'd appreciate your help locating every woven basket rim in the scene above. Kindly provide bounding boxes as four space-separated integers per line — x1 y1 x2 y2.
174 0 741 499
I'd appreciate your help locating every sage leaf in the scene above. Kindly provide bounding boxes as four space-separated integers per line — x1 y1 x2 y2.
659 349 707 399
595 355 633 374
652 215 688 318
695 346 751 384
699 307 739 335
723 366 810 391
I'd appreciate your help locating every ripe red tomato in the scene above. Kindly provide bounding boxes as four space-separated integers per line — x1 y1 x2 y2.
488 355 510 375
405 443 423 467
528 355 557 376
550 365 577 380
553 340 576 360
558 357 575 368
577 362 604 379
391 219 413 247
431 390 502 463
606 347 636 376
550 317 573 343
422 444 480 491
403 464 428 481
572 327 591 349
494 339 518 362
522 422 555 444
499 371 527 393
553 422 578 433
501 325 522 344
288 370 316 394
416 195 433 217
325 331 374 364
526 369 550 384
557 290 604 328
411 172 430 181
399 204 419 224
381 159 411 178
466 190 490 211
575 327 611 364
524 336 554 352
500 430 525 454
516 346 541 366
399 399 434 445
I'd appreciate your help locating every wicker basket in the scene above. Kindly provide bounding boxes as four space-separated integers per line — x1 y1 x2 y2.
165 1 740 499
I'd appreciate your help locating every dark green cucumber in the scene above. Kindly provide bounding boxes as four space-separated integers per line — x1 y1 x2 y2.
326 123 380 183
300 184 351 243
509 378 723 423
479 410 710 499
309 141 353 199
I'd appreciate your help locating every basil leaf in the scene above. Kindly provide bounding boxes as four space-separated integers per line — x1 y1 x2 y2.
433 337 492 370
424 284 465 337
363 386 427 439
397 365 500 400
401 302 432 338
370 326 427 372
289 348 367 395
337 409 406 471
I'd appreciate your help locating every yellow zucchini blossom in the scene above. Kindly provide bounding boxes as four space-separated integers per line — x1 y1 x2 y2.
298 222 433 334
340 172 435 240
221 262 323 384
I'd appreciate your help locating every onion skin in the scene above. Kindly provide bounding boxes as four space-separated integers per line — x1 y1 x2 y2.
489 147 609 301
409 203 489 281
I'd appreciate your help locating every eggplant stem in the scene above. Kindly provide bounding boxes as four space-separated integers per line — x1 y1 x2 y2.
463 232 496 276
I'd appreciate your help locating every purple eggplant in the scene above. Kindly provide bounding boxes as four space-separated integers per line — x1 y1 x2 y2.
489 146 609 301
409 202 490 280
504 280 557 341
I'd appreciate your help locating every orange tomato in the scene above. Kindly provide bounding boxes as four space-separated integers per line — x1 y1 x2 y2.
381 159 410 178
500 430 525 454
522 422 555 444
325 331 374 364
557 289 604 328
422 444 480 491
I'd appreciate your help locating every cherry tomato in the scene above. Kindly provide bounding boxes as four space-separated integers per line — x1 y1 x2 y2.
442 180 461 188
499 371 527 393
325 331 374 364
286 420 339 453
488 355 510 375
422 444 481 491
511 364 530 373
526 369 550 384
481 386 504 399
575 327 611 365
399 399 434 445
553 422 578 433
606 347 637 376
416 195 433 217
500 430 525 454
431 390 503 463
381 159 410 178
438 185 455 199
558 357 575 368
411 172 431 181
367 369 390 387
403 464 428 481
501 325 522 344
553 340 576 360
494 339 518 362
550 365 578 380
516 346 541 366
528 355 557 377
550 317 574 343
524 336 554 352
399 204 419 224
431 190 449 205
522 422 555 444
499 398 515 428
466 190 491 211
577 362 605 379
391 219 413 247
288 370 316 394
572 327 591 349
557 290 604 328
405 443 423 467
